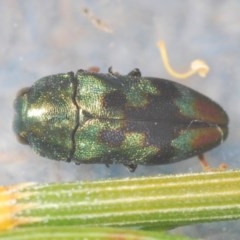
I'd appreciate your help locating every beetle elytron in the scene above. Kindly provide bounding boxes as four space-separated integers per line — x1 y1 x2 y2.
13 68 228 171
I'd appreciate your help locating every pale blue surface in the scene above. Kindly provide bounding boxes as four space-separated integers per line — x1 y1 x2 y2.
0 1 240 238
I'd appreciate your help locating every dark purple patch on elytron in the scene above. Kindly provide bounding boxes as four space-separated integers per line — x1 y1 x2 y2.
125 78 181 121
99 130 125 147
102 90 126 109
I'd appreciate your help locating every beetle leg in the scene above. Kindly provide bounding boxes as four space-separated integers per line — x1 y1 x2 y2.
198 153 228 172
127 68 142 77
199 154 211 171
108 66 120 76
124 163 137 172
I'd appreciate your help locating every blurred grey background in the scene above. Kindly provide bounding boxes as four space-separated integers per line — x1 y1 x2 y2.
0 1 239 239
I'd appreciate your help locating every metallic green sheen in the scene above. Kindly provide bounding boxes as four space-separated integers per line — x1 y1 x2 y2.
124 78 160 108
13 68 229 170
76 72 161 119
13 72 77 160
73 119 159 164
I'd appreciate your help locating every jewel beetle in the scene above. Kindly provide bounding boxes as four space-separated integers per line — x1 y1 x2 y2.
13 68 228 171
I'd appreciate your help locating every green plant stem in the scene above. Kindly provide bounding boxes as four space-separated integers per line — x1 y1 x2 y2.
0 226 193 240
19 170 240 230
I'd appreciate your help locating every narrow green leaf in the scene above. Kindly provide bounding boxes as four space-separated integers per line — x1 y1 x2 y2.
16 170 240 229
0 226 193 240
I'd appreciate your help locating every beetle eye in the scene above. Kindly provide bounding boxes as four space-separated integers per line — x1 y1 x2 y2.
16 132 29 145
16 87 30 98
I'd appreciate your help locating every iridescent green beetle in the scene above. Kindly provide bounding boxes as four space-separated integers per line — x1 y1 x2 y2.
13 68 228 171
